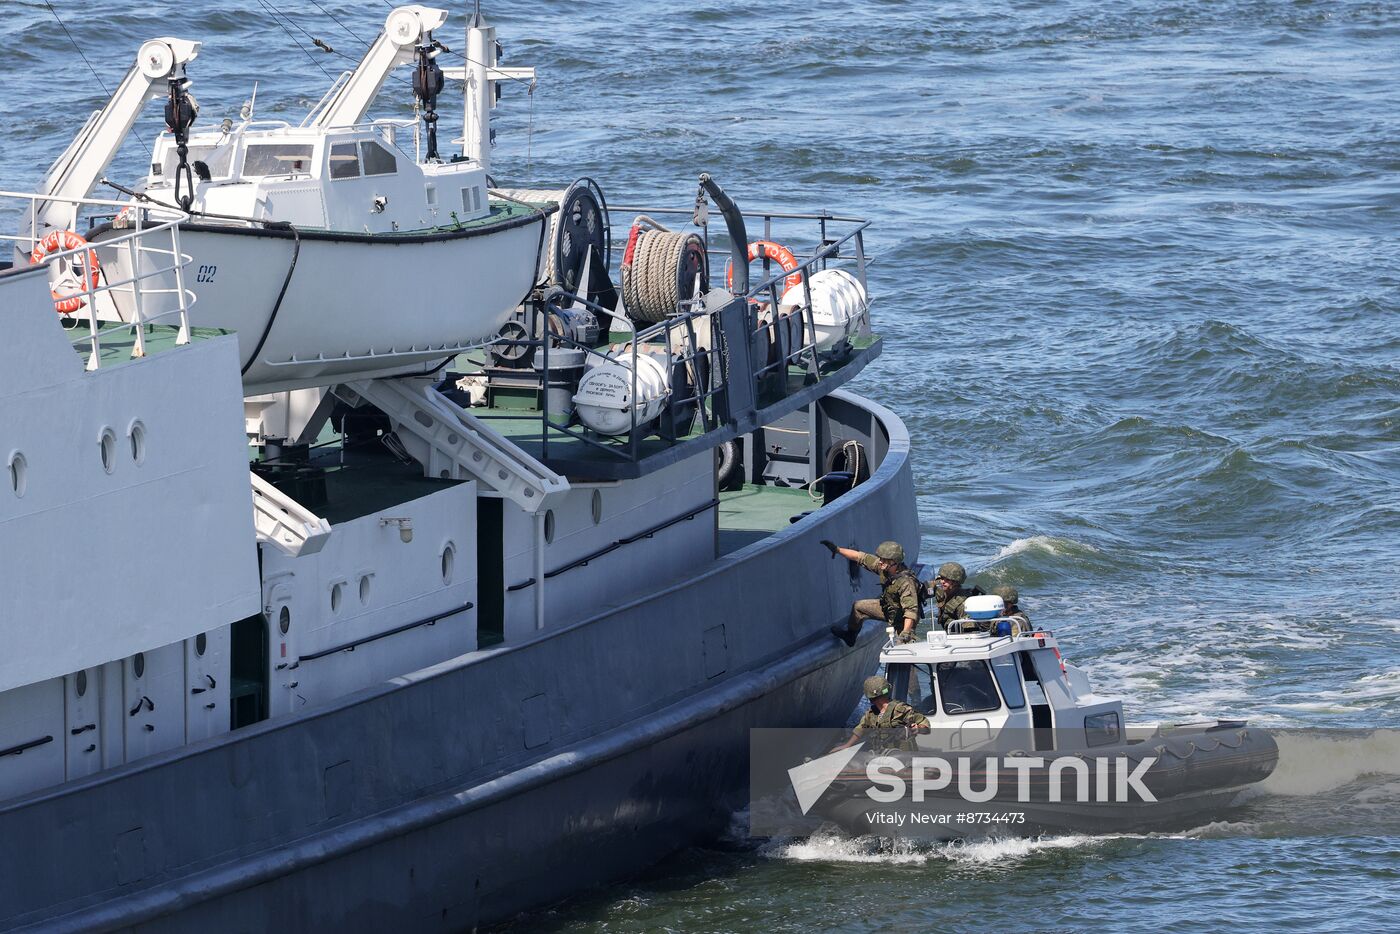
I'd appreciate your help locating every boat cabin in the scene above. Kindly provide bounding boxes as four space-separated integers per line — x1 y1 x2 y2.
144 121 491 233
881 622 1124 753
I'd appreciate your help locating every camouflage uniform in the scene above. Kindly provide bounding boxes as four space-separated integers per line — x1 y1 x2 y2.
994 585 1031 635
853 699 929 751
854 552 921 629
930 562 984 632
937 585 984 631
831 541 920 646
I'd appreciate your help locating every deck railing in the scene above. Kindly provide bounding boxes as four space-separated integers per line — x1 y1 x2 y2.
0 190 195 370
466 204 875 465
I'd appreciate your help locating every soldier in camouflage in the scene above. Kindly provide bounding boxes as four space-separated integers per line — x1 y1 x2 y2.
821 539 922 646
831 675 930 752
931 561 983 633
995 584 1031 635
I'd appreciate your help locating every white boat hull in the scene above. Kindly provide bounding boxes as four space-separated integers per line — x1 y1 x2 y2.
95 212 547 394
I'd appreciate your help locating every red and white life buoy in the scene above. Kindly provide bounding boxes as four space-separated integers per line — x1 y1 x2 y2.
727 239 803 293
29 229 101 314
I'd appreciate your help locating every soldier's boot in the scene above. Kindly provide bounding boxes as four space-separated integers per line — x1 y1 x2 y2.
829 620 860 648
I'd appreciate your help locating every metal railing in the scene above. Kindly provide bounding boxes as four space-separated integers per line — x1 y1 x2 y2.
464 205 875 465
0 190 195 370
467 288 725 464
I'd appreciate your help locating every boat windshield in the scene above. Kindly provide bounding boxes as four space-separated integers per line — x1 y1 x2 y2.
935 660 1001 715
242 144 315 177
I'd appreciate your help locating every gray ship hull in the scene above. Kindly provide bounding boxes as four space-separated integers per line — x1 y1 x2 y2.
0 391 915 932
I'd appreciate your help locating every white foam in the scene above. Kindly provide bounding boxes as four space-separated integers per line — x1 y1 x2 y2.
762 831 1142 867
1182 820 1262 838
990 535 1100 560
937 834 1105 864
765 832 929 865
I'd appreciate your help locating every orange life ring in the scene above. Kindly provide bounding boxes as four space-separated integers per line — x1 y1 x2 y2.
727 240 803 293
29 229 101 314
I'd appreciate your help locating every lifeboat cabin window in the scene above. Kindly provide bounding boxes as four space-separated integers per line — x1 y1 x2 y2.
159 142 233 180
360 141 398 176
329 142 361 180
935 660 1001 715
243 144 314 178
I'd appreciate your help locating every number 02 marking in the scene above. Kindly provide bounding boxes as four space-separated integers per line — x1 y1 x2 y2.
196 264 218 283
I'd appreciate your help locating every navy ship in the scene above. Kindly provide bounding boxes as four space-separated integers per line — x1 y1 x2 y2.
0 5 915 929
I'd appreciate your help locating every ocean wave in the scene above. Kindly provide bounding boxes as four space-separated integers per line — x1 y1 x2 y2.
991 535 1102 560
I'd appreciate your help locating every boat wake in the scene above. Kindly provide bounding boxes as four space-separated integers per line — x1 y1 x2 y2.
756 829 1172 867
1246 729 1400 798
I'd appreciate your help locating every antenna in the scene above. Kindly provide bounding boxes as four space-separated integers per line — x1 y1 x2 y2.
241 81 259 121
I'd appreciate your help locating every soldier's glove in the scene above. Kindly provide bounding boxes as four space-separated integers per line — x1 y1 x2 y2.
897 631 916 645
819 539 839 558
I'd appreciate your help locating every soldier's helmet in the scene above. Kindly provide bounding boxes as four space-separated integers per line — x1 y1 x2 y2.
995 584 1020 606
863 675 892 699
875 541 905 563
936 561 967 584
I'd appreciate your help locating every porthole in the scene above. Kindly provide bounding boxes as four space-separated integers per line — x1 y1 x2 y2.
99 428 116 474
195 633 207 656
75 670 88 697
132 652 145 679
278 606 291 635
544 509 556 544
441 542 455 585
591 489 603 525
128 420 146 465
359 575 372 606
7 452 26 498
331 582 345 613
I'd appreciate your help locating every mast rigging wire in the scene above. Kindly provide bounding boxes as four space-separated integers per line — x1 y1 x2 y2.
43 0 151 156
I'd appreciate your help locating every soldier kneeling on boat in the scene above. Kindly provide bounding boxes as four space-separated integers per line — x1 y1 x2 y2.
995 584 1031 635
821 539 921 645
930 561 984 633
830 675 930 752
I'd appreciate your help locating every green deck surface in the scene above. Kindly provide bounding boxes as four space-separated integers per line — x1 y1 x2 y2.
316 460 461 525
255 445 463 525
450 331 879 479
717 483 815 554
71 323 231 368
256 435 813 553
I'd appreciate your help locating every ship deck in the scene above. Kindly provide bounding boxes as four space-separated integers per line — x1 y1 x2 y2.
717 484 815 554
259 438 815 550
450 332 881 481
68 322 232 368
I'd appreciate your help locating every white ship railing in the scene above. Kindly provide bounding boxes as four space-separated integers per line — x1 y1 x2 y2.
0 190 195 370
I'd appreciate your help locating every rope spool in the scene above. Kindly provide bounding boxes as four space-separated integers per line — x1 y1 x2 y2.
619 224 708 323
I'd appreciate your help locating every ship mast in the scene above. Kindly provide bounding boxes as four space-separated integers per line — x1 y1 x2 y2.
443 7 536 172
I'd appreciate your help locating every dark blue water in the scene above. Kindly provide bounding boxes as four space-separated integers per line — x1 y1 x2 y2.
3 1 1397 929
